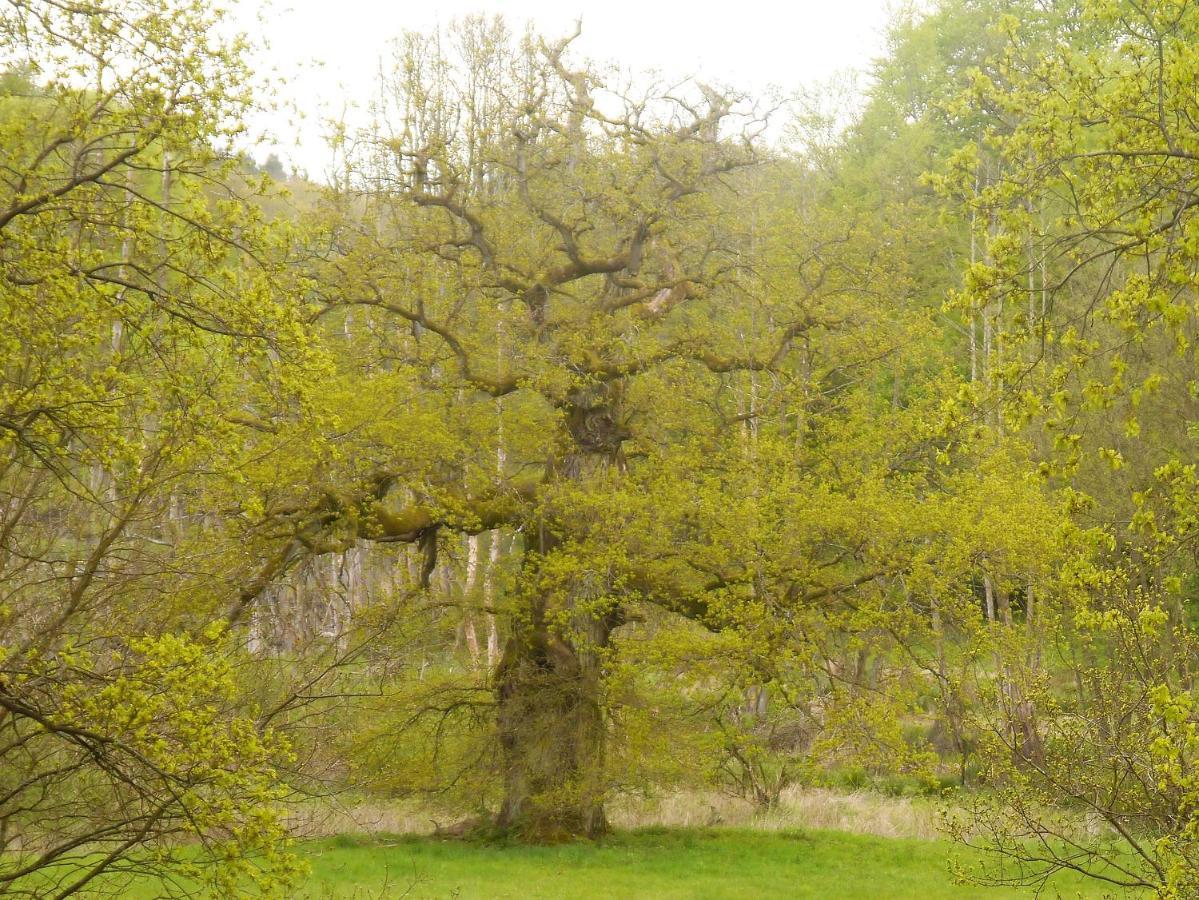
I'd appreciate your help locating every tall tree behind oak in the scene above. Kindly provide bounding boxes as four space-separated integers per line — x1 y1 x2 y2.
932 0 1199 892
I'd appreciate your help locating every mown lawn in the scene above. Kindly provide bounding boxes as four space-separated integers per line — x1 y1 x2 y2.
252 828 1131 899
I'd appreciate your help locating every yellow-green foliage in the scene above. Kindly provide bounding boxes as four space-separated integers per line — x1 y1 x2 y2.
0 0 329 893
3 631 301 896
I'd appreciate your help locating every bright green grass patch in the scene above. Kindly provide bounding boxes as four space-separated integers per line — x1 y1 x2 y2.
229 828 1130 899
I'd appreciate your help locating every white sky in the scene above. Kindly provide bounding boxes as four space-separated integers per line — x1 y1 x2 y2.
236 0 900 178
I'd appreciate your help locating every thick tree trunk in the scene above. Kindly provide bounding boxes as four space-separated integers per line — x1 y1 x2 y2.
492 387 624 840
493 610 610 840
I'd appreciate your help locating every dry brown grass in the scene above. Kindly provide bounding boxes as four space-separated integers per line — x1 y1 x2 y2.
283 799 436 838
288 786 942 841
609 786 941 840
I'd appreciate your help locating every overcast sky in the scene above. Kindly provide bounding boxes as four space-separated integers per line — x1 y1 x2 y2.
237 0 900 178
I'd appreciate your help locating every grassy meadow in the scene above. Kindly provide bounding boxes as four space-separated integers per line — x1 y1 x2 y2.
106 827 1135 899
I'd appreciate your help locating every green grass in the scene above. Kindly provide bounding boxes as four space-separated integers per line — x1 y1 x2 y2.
255 828 1129 899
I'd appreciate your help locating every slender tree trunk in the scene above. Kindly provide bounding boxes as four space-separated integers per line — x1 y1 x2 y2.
487 302 507 673
993 577 1042 766
484 531 502 668
464 534 482 668
969 169 979 384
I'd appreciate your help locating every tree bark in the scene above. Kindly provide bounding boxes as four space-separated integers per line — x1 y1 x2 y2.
493 597 610 840
492 391 623 840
